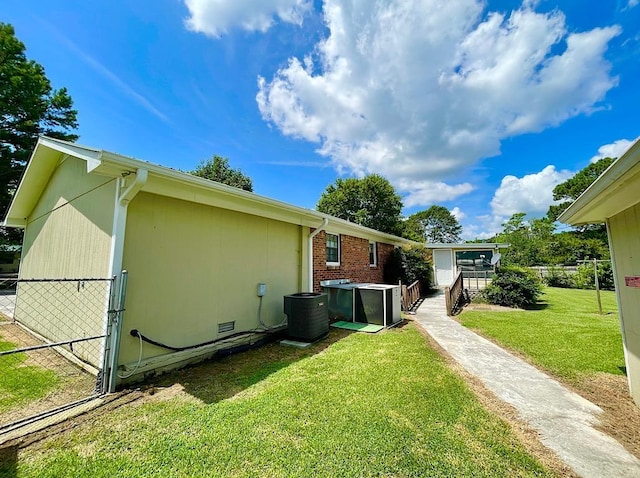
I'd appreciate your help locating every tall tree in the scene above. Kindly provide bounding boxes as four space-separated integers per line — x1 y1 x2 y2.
404 205 462 243
547 157 615 222
316 174 403 235
0 22 78 238
493 212 608 266
191 156 253 192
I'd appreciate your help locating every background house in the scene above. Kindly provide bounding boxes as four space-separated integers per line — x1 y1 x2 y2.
559 139 640 406
3 137 411 388
429 243 509 287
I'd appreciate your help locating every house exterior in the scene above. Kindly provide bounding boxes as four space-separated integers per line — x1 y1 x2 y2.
312 230 396 292
558 138 640 406
3 137 411 387
428 243 509 287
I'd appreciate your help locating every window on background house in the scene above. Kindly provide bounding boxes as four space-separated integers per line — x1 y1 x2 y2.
369 241 377 266
326 233 340 265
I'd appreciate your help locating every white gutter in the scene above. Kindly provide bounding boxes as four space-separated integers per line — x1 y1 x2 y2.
308 218 329 292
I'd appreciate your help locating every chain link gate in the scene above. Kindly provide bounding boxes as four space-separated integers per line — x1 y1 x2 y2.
0 272 127 433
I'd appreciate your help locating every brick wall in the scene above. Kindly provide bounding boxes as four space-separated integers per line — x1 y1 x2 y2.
312 230 396 292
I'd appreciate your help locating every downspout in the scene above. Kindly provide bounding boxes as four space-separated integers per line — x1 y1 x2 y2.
110 168 148 277
308 218 329 292
105 168 148 393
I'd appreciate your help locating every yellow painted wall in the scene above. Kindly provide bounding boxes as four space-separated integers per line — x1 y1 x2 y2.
20 155 116 278
15 155 116 366
119 192 303 364
609 202 640 406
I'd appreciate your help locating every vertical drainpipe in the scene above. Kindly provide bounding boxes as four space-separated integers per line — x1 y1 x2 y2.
308 218 329 293
109 168 148 278
104 168 148 393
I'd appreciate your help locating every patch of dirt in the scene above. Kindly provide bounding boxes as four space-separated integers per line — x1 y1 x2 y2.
414 324 579 477
574 373 640 458
3 389 146 451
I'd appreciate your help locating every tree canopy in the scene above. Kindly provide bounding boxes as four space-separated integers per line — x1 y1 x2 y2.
546 157 615 222
316 174 403 235
0 22 78 238
492 212 609 267
191 155 253 192
404 205 462 243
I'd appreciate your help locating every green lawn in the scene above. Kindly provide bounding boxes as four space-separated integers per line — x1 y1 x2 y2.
0 335 59 413
8 324 553 478
460 287 625 381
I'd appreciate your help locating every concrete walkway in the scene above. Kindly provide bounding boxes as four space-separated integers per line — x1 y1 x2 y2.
414 289 640 478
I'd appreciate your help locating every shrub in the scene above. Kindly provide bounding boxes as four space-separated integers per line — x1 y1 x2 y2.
543 266 573 288
572 262 615 291
481 266 542 309
383 245 433 291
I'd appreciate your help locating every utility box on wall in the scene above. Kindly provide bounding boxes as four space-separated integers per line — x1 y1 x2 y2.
355 285 401 327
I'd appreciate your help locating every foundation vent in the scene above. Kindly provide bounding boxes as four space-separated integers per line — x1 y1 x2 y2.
218 321 235 334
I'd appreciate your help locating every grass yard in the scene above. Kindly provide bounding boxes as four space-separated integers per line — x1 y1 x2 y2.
460 287 624 382
5 323 553 478
0 334 59 413
0 324 100 428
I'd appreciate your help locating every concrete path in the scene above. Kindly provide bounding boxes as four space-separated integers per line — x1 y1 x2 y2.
0 291 16 319
414 289 640 478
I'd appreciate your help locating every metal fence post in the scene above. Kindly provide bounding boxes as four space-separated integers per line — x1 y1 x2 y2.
594 258 603 315
99 276 118 394
107 270 128 393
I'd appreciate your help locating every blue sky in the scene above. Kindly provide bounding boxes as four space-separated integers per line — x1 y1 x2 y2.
2 0 639 238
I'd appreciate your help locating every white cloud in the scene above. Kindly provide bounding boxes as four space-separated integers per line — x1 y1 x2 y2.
627 0 639 9
256 0 620 205
451 207 466 221
490 165 573 217
399 180 475 207
589 137 639 163
461 215 505 240
184 0 312 37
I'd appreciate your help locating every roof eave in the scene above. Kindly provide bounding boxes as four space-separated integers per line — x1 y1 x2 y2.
6 137 413 245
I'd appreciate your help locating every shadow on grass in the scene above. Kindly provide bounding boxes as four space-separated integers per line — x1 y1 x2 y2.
527 301 549 311
0 444 18 478
147 328 354 405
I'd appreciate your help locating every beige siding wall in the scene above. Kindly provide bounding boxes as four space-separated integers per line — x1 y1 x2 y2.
15 155 116 366
20 156 116 278
119 192 302 364
609 202 640 405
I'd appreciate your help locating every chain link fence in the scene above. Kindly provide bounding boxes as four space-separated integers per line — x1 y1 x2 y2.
0 277 113 429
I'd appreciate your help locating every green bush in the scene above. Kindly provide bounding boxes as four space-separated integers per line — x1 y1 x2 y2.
543 266 573 288
481 266 542 309
383 245 433 291
572 262 615 291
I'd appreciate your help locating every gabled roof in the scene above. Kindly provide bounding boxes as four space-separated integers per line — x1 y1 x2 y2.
559 139 640 225
4 137 412 246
